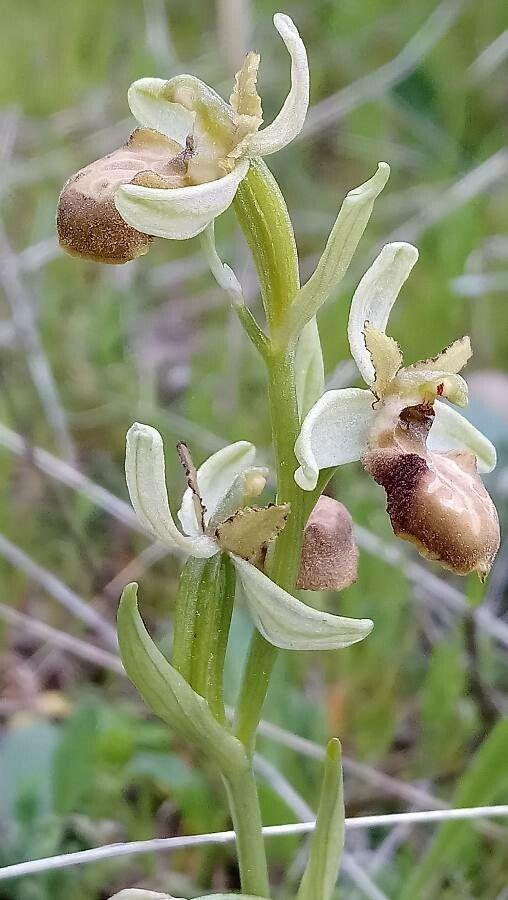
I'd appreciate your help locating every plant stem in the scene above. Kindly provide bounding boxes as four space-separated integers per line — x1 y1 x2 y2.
229 157 324 895
233 159 309 755
223 768 271 897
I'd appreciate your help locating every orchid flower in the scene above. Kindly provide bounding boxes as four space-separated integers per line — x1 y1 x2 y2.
125 423 372 650
57 13 308 263
294 242 500 578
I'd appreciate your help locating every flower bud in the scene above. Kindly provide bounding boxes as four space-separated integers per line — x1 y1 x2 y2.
363 403 500 578
297 495 358 591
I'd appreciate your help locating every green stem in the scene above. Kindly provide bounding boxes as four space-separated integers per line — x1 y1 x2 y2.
223 768 270 897
233 161 310 753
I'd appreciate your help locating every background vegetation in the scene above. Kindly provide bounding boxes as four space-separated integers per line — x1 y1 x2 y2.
1 0 508 897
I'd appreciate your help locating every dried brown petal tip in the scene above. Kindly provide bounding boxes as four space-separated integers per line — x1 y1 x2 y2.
297 495 359 591
56 128 187 264
364 403 500 578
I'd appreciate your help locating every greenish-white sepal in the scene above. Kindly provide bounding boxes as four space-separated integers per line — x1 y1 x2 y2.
115 159 250 241
286 163 390 339
107 891 179 900
118 583 247 775
348 242 419 386
201 222 244 304
127 77 196 146
295 317 325 420
178 441 257 535
232 556 373 650
430 401 497 474
294 388 375 490
196 895 271 899
296 739 344 900
246 14 309 158
125 422 217 557
209 467 269 528
107 893 268 900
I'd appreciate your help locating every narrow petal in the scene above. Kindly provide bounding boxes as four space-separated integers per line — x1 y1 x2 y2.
232 556 373 650
294 388 375 490
128 76 197 145
115 159 250 240
178 441 257 534
363 325 403 397
429 401 497 474
125 423 217 557
246 13 309 157
348 242 419 386
410 336 472 375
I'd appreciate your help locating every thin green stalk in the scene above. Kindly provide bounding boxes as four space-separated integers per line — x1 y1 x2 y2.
233 160 310 751
223 768 271 898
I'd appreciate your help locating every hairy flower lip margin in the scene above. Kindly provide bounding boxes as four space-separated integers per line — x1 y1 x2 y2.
125 422 373 651
57 13 310 262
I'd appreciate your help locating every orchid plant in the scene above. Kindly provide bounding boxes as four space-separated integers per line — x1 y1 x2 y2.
57 12 499 900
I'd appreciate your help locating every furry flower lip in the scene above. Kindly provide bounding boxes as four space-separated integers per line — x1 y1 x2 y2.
294 242 500 577
56 13 309 263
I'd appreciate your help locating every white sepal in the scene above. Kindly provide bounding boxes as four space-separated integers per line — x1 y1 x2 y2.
247 14 309 158
108 892 176 900
115 159 250 241
178 441 257 534
430 401 497 474
127 77 195 146
294 388 375 490
125 423 217 557
295 317 325 420
232 555 373 650
347 242 419 386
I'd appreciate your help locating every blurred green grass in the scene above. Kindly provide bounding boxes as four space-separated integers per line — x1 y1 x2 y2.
1 0 508 897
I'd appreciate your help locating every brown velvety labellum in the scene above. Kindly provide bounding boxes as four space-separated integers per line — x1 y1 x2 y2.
364 404 500 578
56 128 188 264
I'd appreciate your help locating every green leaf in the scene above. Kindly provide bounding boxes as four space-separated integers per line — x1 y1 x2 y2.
52 701 98 814
0 723 59 821
399 718 508 899
283 162 390 341
117 583 248 777
296 738 344 900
